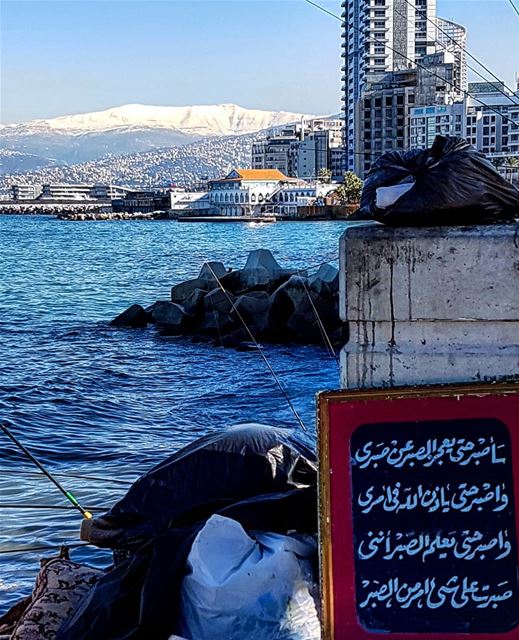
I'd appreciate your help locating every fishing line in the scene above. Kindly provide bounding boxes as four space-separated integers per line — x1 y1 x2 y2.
205 263 308 432
0 503 110 511
299 277 340 367
0 468 133 486
0 542 92 555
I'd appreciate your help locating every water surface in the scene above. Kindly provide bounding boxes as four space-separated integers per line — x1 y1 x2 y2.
0 215 347 610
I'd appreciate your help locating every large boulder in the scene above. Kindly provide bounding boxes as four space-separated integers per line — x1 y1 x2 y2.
203 288 235 315
267 277 307 341
308 263 339 295
219 270 247 294
198 261 227 282
183 288 207 316
171 278 211 304
110 304 148 328
286 294 339 343
239 249 292 291
147 301 191 333
171 263 227 304
234 291 271 336
243 249 282 272
268 276 340 343
199 288 238 335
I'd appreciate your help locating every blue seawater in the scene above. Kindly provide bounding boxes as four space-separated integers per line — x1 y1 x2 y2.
0 215 348 611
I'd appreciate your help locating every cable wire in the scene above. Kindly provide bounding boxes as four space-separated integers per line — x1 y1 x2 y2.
507 0 519 20
395 3 519 107
399 0 519 104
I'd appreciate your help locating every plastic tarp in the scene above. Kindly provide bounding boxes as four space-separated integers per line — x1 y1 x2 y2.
81 422 316 552
56 424 317 640
179 514 320 640
353 135 519 226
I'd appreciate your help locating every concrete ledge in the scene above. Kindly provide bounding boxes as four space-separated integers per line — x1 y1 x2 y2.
340 223 519 388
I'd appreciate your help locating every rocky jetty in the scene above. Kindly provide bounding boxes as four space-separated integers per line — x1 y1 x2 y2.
110 249 346 347
57 210 165 221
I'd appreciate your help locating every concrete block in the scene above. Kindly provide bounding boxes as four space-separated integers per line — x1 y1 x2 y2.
340 223 519 388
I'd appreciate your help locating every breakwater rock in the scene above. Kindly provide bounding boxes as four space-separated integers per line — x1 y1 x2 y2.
111 249 347 347
57 210 166 221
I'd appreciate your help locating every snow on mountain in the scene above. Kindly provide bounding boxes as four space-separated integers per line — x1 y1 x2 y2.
0 103 313 168
7 103 311 136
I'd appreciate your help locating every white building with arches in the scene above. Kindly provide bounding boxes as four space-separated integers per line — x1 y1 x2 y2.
207 169 294 216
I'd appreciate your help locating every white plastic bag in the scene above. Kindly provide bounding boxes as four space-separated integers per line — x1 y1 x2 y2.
376 181 414 208
179 514 320 640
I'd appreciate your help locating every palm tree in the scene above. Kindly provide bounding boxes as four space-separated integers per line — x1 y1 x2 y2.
504 156 519 183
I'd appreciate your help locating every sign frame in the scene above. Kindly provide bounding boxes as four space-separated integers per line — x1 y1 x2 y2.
318 381 519 640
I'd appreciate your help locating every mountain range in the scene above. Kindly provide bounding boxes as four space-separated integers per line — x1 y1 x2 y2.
0 103 313 169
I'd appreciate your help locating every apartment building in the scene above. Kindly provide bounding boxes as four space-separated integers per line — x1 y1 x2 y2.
252 119 344 181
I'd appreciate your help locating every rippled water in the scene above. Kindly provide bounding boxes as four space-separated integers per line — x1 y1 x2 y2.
0 215 348 612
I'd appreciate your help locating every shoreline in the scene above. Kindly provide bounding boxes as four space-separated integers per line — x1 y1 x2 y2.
0 210 354 222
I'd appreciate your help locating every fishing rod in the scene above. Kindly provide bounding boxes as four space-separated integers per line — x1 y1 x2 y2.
0 422 93 520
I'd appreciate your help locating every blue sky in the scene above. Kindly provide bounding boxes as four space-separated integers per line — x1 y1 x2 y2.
1 0 517 123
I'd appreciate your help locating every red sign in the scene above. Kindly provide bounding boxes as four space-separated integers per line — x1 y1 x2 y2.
318 383 519 639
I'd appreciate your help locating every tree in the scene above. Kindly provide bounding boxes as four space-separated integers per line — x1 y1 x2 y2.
335 171 363 205
318 168 332 184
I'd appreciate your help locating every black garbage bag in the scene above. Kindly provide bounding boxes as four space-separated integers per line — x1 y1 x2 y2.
56 423 317 640
81 423 316 552
56 487 317 640
353 135 519 226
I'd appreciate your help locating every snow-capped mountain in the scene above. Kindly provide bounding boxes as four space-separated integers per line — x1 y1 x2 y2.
0 103 313 168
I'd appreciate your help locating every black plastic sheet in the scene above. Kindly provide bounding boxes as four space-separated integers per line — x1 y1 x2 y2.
56 424 317 640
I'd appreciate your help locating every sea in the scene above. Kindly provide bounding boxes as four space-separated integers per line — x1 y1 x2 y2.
0 214 349 612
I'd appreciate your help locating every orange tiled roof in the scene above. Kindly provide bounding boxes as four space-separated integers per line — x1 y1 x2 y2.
234 169 290 181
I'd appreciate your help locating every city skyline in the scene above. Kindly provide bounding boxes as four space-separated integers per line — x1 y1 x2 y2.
1 0 518 124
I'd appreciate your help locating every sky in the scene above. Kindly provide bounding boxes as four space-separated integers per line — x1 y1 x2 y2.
0 0 517 124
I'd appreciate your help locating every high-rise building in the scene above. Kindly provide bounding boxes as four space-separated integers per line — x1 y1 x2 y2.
341 0 467 173
435 17 467 92
252 119 344 180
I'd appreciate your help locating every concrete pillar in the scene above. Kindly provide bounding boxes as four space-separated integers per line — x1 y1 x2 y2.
339 222 519 389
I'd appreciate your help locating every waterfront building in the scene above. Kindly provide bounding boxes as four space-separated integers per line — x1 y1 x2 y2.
341 0 467 173
208 169 337 217
168 190 215 216
208 168 294 216
10 183 132 201
112 190 171 213
10 184 43 200
252 119 344 181
267 182 337 217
